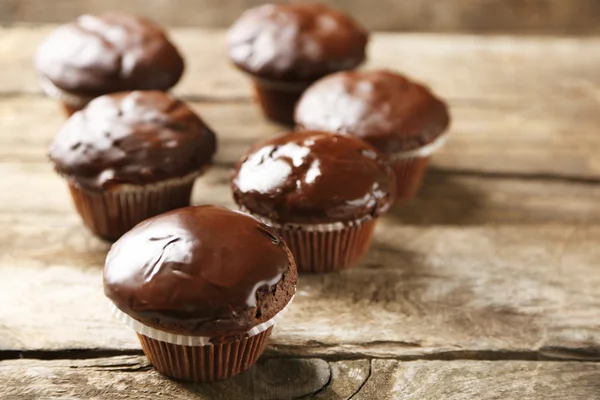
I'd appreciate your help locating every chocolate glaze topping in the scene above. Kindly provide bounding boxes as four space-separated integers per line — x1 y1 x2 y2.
228 3 368 82
48 91 217 190
104 205 297 337
232 131 396 224
295 70 451 153
35 13 184 96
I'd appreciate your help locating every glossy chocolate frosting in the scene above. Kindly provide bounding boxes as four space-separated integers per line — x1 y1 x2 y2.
232 131 396 224
34 13 184 96
228 3 368 82
104 205 297 337
295 70 451 153
48 91 217 190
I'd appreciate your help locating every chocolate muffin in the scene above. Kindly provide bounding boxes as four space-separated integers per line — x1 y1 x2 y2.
295 70 451 201
232 131 395 273
104 205 297 382
227 3 368 125
35 13 184 116
48 91 217 240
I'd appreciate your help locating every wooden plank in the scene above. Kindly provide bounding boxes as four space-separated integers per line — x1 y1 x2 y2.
1 356 599 400
353 359 600 400
2 222 600 360
2 27 600 102
0 356 336 400
2 97 600 180
2 0 600 34
2 163 600 225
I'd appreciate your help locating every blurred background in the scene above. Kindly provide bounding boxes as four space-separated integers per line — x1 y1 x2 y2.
1 0 599 34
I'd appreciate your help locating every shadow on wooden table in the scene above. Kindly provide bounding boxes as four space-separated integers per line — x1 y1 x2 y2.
298 233 548 349
176 358 330 399
386 167 484 225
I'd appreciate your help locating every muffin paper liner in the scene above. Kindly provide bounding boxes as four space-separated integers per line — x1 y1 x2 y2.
251 77 311 125
243 209 377 273
64 171 201 241
388 133 448 202
110 296 294 382
137 327 273 382
388 132 448 161
108 295 295 346
38 76 93 115
390 156 431 201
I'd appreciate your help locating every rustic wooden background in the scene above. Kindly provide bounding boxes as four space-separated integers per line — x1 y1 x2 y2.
2 23 600 397
1 0 600 33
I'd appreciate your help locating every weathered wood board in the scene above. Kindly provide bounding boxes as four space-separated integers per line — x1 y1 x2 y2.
2 222 600 361
2 356 599 400
3 0 600 34
3 28 600 102
1 26 600 399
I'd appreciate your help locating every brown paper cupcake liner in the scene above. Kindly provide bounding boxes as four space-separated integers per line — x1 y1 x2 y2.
65 172 200 241
137 327 272 382
109 296 294 382
251 78 311 126
38 76 93 116
244 210 377 273
390 156 431 201
388 133 448 202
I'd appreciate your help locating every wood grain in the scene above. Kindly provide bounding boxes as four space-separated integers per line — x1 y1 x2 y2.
2 221 600 360
2 27 600 103
1 24 600 398
0 356 333 400
2 356 599 400
353 359 600 400
3 0 600 34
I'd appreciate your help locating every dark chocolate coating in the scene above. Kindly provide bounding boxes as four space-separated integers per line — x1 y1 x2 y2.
48 91 217 190
34 13 184 96
104 205 297 337
228 3 368 82
232 131 396 224
295 70 451 153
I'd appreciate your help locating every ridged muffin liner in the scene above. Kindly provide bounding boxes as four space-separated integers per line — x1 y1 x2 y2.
251 77 311 126
109 295 294 382
242 208 377 273
38 76 94 117
388 133 448 202
63 171 201 241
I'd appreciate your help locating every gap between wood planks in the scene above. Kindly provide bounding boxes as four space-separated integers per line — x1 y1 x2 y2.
2 345 600 362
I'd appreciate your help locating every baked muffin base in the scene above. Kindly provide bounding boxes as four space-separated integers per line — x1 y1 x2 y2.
388 133 449 203
38 76 92 117
138 328 272 382
109 296 294 382
391 156 430 202
65 172 201 241
251 78 310 126
244 210 377 273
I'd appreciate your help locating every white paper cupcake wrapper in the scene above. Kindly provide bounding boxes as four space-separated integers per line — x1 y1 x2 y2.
38 76 93 108
239 206 372 232
63 169 205 194
109 294 295 346
388 132 449 161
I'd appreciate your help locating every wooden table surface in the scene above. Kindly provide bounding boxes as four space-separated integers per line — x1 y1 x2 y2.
2 27 600 400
